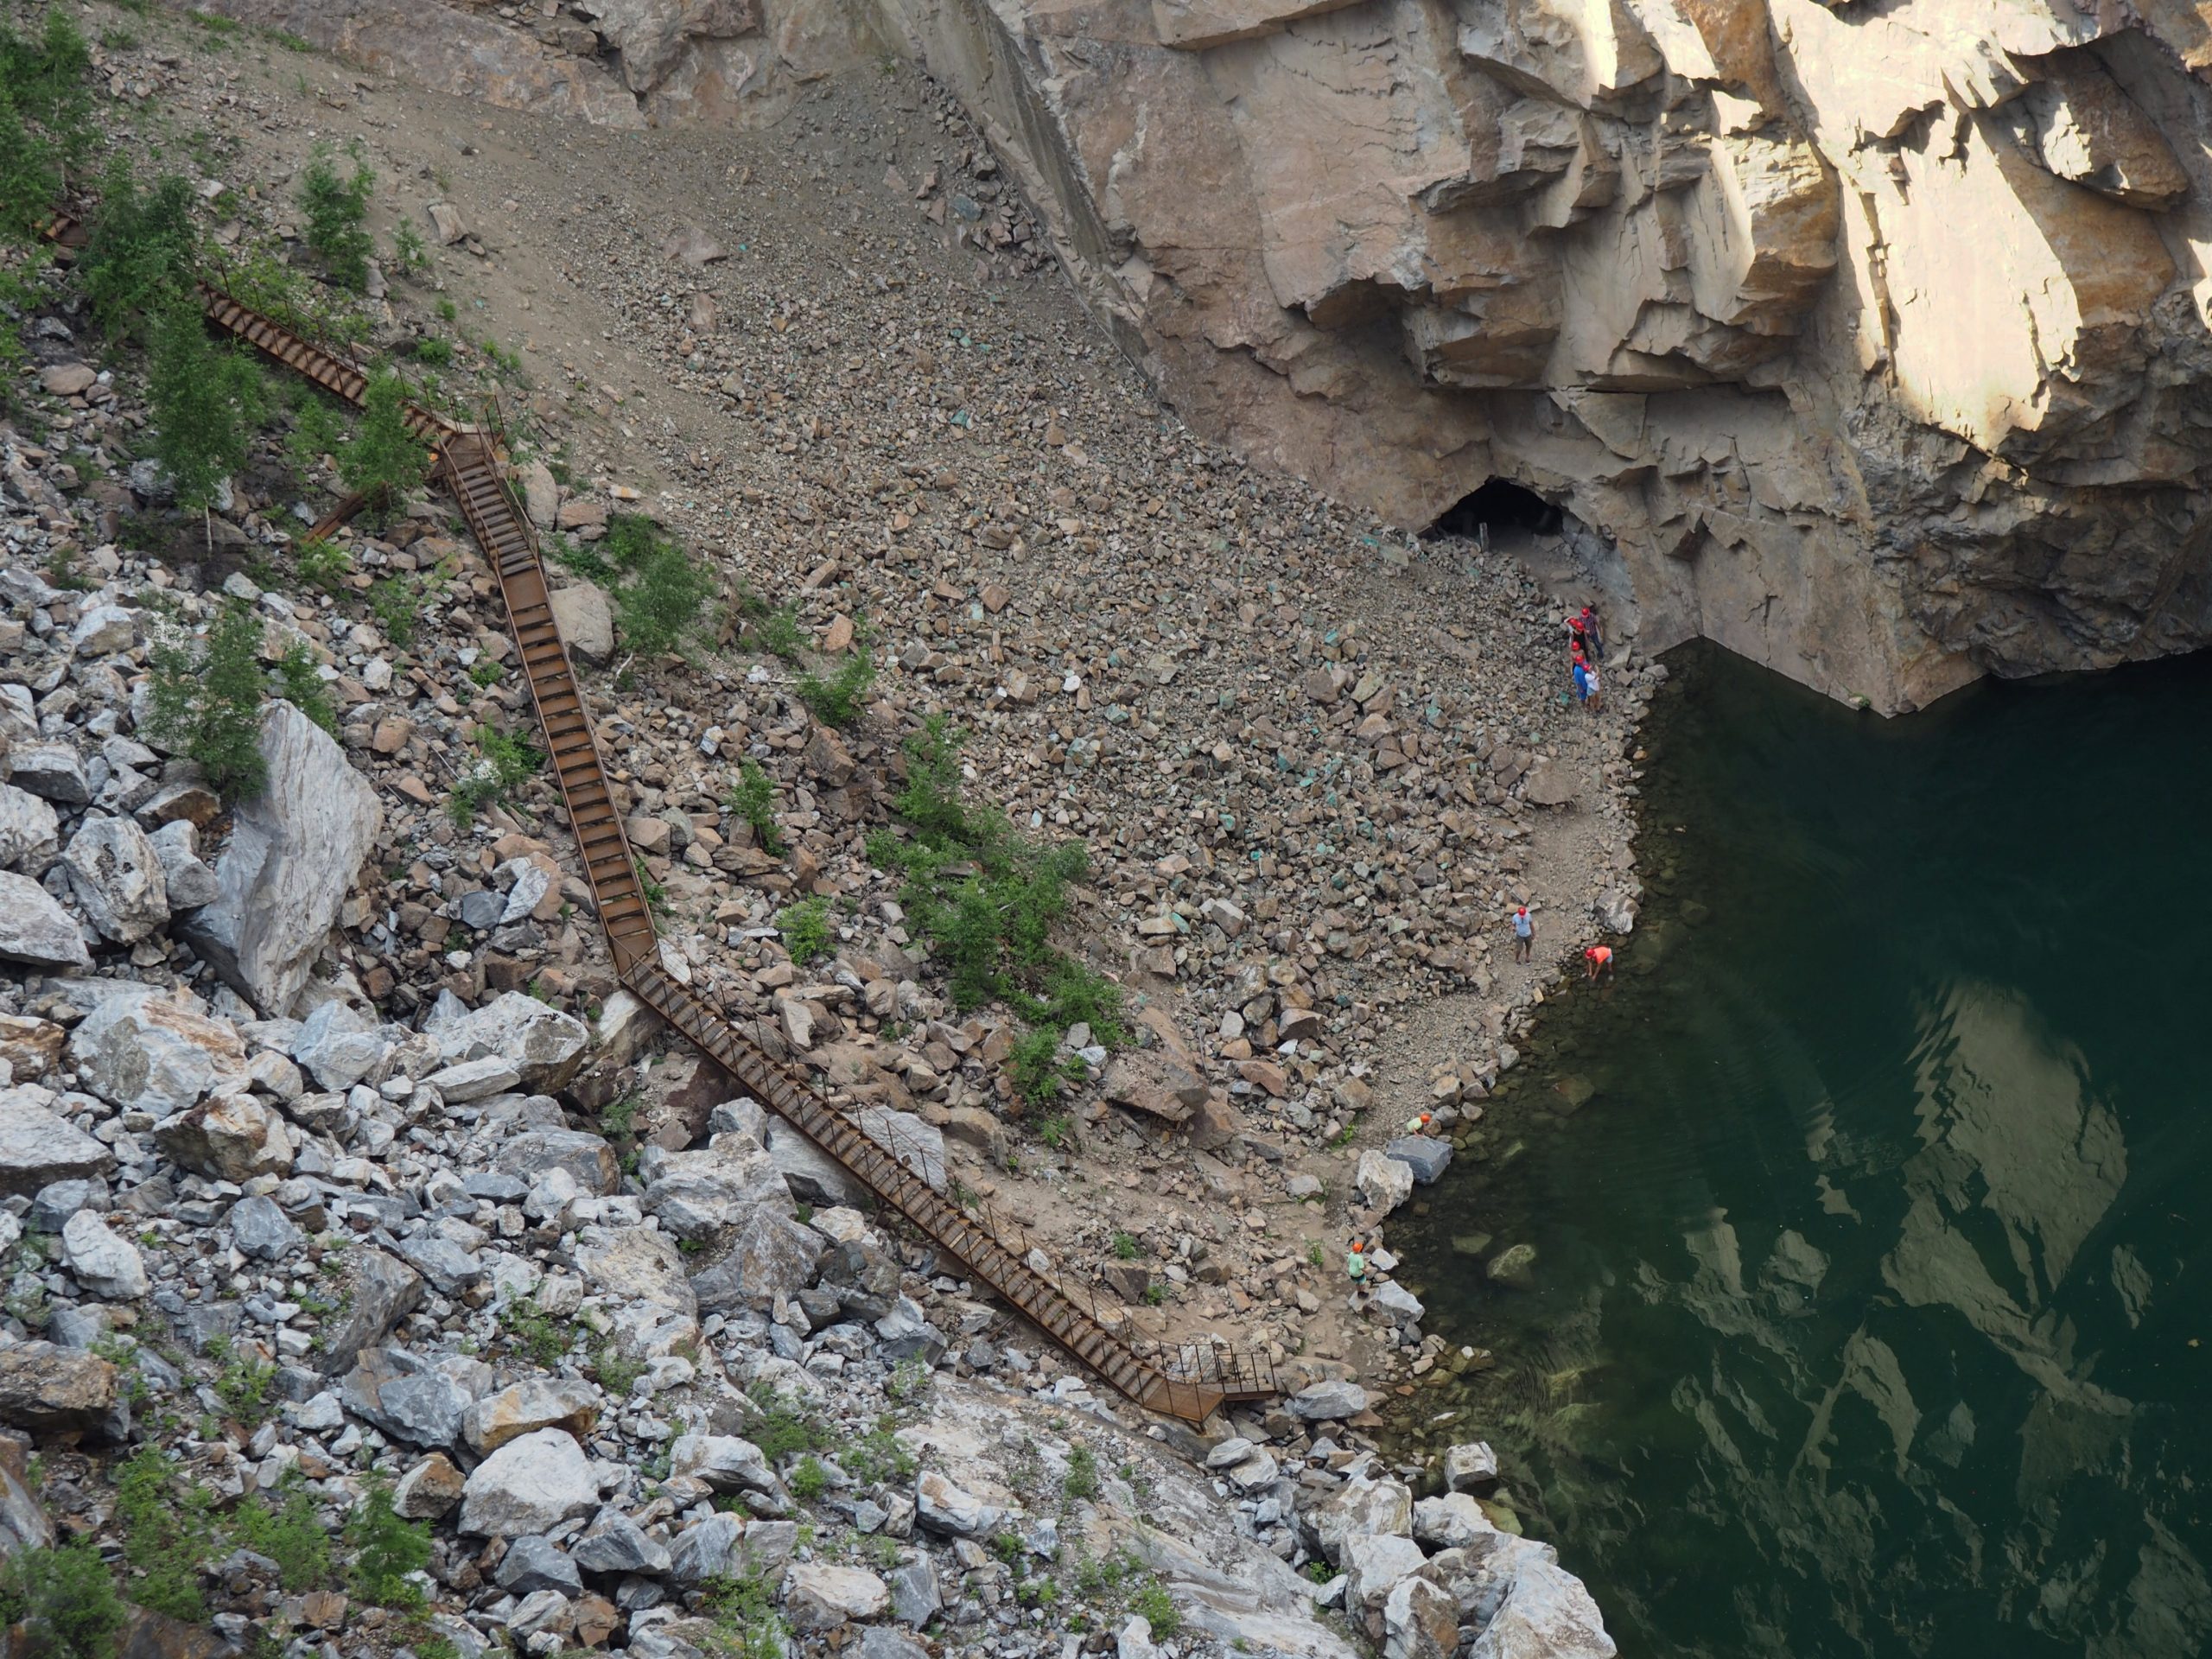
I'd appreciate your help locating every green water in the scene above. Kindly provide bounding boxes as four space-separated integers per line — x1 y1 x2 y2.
1400 641 2212 1659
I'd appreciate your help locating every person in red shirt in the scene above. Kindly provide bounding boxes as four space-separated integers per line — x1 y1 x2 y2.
1584 944 1614 982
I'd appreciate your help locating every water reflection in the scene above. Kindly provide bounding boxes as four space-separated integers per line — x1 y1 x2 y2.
1397 645 2212 1659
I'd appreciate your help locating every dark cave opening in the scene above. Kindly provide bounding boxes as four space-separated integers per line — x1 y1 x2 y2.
1427 478 1563 538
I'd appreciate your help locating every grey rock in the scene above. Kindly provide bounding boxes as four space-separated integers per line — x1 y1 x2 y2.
1287 1378 1370 1421
315 1248 424 1374
0 1340 126 1440
423 1056 520 1102
9 744 89 806
640 1139 790 1243
70 984 247 1116
1354 1149 1414 1216
1383 1135 1452 1185
41 1306 109 1351
395 1233 486 1295
665 1513 743 1586
462 1377 601 1455
1414 1492 1496 1551
425 991 589 1090
570 1510 672 1576
180 701 382 1015
855 1106 946 1191
670 1433 781 1497
858 1630 930 1659
30 1179 104 1233
0 784 60 873
0 871 90 969
0 1085 117 1195
228 1195 302 1261
60 1211 148 1300
145 819 219 910
458 1428 600 1538
874 1296 948 1364
886 1556 941 1625
495 1535 583 1599
1370 1281 1425 1326
492 1129 619 1195
1343 1533 1427 1612
153 1094 291 1183
1486 1243 1540 1290
289 1002 391 1092
60 815 168 944
550 582 614 666
689 1208 827 1312
456 889 506 931
340 1349 471 1447
392 1452 467 1520
1443 1440 1500 1493
783 1560 888 1631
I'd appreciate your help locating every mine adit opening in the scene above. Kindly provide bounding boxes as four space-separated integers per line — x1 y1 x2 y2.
1428 479 1562 538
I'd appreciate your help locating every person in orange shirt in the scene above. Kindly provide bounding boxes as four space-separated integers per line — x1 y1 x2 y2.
1584 944 1614 982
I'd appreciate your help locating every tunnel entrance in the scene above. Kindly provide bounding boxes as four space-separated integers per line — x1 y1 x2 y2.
1427 479 1562 539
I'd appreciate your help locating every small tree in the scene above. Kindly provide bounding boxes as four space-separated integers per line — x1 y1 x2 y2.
340 367 428 526
0 1539 124 1659
146 598 270 804
79 160 199 338
147 299 266 548
299 140 375 289
605 513 717 659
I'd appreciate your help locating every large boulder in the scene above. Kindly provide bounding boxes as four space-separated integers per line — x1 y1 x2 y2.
69 987 249 1116
315 1248 425 1375
0 784 60 873
0 1341 126 1440
0 1087 116 1196
689 1208 827 1313
640 1136 791 1242
1355 1148 1415 1216
0 871 90 969
550 582 615 667
492 1128 620 1194
59 1212 148 1300
340 1349 474 1447
1342 1534 1428 1614
153 1093 292 1182
1384 1135 1452 1185
462 1378 600 1454
457 1427 600 1536
180 701 382 1015
427 992 589 1090
784 1561 889 1632
60 815 168 944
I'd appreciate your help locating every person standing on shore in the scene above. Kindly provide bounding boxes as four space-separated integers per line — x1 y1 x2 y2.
1513 903 1535 963
1578 602 1604 663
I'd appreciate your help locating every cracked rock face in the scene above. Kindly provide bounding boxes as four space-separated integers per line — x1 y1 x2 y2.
854 0 2212 712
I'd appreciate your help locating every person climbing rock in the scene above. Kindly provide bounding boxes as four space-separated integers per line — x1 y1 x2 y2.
1403 1109 1434 1136
1578 602 1605 662
1346 1238 1369 1285
1584 944 1614 982
1513 902 1535 963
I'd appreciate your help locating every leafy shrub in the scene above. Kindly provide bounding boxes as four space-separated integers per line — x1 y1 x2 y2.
0 1539 124 1659
412 334 452 367
368 575 418 647
346 1481 429 1610
0 10 92 237
604 513 716 659
207 1335 276 1426
216 245 371 350
391 218 429 274
776 895 831 965
1009 1027 1080 1103
787 1455 829 1503
1110 1232 1139 1261
724 758 783 855
1063 1443 1100 1501
752 605 804 661
293 535 353 594
299 141 374 289
114 1446 215 1622
233 1473 331 1592
148 297 265 518
340 368 428 525
79 162 199 338
285 393 350 484
448 726 542 828
146 598 271 804
1132 1580 1181 1637
796 652 874 729
273 644 335 734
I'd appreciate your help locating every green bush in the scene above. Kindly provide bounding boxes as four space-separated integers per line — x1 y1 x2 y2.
1132 1580 1181 1637
796 652 874 728
1008 1027 1081 1103
233 1473 332 1592
412 334 452 367
340 368 428 526
114 1446 215 1623
752 605 804 661
723 758 783 855
0 1539 124 1659
787 1455 829 1503
448 726 542 828
1063 1443 1100 1501
604 513 716 659
146 598 271 805
216 245 372 350
299 141 374 289
293 535 353 594
0 9 92 237
207 1335 276 1426
368 574 418 647
79 161 199 338
285 392 350 484
776 895 831 965
273 644 335 734
148 297 265 519
346 1481 429 1610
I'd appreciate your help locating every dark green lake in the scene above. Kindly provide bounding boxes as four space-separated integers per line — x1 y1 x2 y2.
1399 641 2212 1659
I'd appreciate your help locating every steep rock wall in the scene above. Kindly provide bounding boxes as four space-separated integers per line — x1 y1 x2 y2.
201 0 2212 710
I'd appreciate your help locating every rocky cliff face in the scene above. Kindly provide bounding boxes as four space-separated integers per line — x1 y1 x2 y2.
203 0 2212 711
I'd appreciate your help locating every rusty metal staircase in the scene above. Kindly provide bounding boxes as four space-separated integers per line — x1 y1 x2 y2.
185 284 1276 1426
